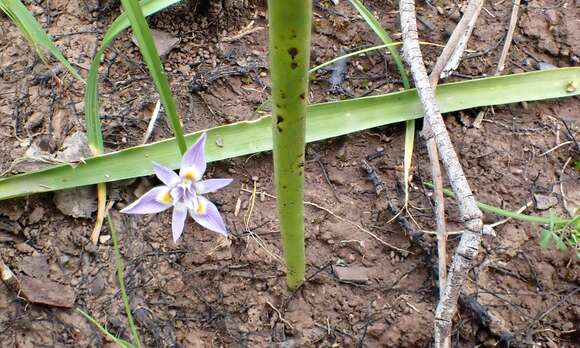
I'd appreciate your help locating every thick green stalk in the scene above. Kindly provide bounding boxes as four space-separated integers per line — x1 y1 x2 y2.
268 0 312 289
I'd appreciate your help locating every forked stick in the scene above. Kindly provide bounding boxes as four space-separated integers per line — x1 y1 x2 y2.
399 1 488 347
427 0 485 310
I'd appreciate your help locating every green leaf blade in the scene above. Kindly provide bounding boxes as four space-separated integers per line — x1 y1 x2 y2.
1 0 83 81
0 68 578 200
119 0 187 154
84 0 182 154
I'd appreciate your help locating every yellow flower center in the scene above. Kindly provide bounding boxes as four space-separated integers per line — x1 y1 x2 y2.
157 191 172 204
182 168 197 182
196 199 206 214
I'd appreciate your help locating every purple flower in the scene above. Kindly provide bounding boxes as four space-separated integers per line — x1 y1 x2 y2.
121 133 232 242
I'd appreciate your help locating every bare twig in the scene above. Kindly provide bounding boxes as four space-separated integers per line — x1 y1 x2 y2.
429 0 485 81
399 1 488 347
496 0 521 74
267 300 294 330
425 142 447 296
142 99 161 144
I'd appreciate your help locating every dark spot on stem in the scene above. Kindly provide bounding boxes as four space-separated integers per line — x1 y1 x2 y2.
281 92 287 99
276 104 281 109
277 115 284 125
291 62 298 69
299 93 305 100
288 47 298 60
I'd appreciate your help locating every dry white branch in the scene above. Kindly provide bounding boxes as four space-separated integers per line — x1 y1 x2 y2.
399 1 489 347
496 0 521 75
430 0 485 81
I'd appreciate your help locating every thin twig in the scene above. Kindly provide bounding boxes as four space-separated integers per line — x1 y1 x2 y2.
496 0 521 74
222 21 264 43
142 99 161 144
429 0 485 81
425 139 447 298
267 300 294 330
427 0 486 310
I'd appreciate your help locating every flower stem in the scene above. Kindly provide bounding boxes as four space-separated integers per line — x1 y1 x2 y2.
268 0 312 289
107 213 143 348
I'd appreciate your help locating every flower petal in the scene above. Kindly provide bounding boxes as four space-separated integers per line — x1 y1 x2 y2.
194 178 233 194
121 186 172 214
190 196 228 236
152 162 180 187
180 133 207 181
172 205 188 242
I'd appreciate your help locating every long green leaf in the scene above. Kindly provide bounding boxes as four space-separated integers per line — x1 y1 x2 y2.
0 0 83 81
119 0 187 154
0 69 578 200
85 0 182 153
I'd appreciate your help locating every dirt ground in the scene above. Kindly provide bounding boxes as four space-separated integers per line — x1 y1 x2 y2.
0 0 579 347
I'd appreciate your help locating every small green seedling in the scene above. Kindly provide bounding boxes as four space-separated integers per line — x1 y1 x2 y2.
539 210 579 258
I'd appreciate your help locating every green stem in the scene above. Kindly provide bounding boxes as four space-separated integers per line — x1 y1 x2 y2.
268 0 312 289
107 214 143 348
428 183 576 225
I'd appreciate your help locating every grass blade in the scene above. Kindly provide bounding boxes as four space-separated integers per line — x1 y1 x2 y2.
77 308 136 348
348 0 409 88
348 0 416 207
0 0 83 81
119 0 187 154
0 68 577 199
85 0 182 154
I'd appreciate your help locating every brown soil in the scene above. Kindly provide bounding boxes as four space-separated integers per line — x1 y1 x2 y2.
0 0 578 347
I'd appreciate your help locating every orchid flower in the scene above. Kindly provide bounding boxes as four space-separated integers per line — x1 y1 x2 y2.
121 133 232 242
